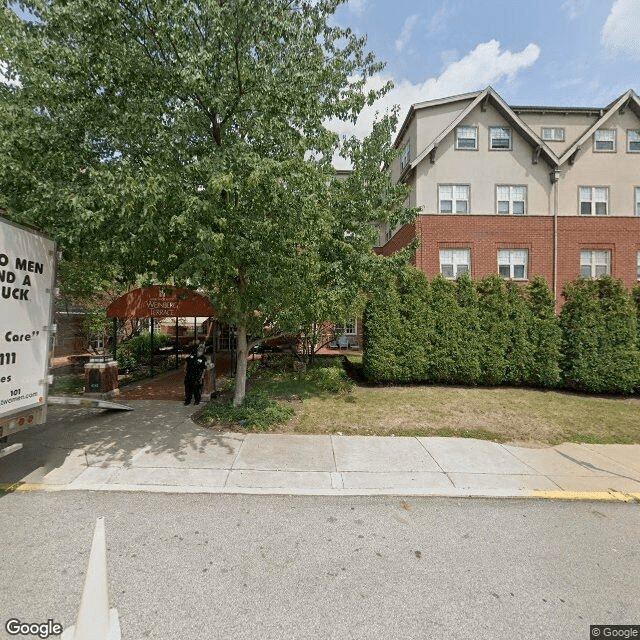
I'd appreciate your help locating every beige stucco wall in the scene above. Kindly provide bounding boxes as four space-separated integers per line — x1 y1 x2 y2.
391 98 474 183
414 99 473 153
557 109 640 216
516 111 600 155
414 101 554 215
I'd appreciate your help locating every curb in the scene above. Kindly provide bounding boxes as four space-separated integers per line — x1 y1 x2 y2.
1 482 639 502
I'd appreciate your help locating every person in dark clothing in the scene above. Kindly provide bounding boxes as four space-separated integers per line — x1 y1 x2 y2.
184 345 207 405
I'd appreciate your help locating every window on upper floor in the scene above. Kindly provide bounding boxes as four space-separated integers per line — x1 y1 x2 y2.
439 249 470 279
594 129 616 152
579 187 608 215
580 250 610 278
541 127 565 141
497 185 526 215
498 249 528 280
438 185 469 214
627 130 640 153
489 126 512 150
636 187 640 216
400 143 411 169
456 126 478 150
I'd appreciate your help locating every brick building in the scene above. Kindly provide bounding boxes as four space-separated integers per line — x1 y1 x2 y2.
378 86 640 309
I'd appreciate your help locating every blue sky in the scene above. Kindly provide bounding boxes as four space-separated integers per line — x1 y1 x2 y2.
329 0 640 164
4 0 639 166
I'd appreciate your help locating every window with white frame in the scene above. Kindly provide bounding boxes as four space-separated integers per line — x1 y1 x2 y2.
541 127 565 141
456 126 478 150
497 185 526 215
636 187 640 216
594 129 615 152
400 143 411 169
628 130 640 152
498 249 528 280
439 184 469 213
637 251 640 280
334 320 356 336
579 187 608 215
489 126 512 150
580 250 610 278
439 249 470 279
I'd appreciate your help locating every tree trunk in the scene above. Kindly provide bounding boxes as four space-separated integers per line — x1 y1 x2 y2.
233 324 248 407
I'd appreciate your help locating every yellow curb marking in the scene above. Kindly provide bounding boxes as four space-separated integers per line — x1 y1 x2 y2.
0 482 62 493
530 490 640 502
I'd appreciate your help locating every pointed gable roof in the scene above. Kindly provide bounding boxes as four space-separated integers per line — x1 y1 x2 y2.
409 86 559 170
558 90 640 166
394 90 482 151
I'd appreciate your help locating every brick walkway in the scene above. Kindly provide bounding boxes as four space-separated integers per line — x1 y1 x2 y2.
118 368 186 401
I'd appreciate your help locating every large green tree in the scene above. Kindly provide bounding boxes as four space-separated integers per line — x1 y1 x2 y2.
0 0 413 404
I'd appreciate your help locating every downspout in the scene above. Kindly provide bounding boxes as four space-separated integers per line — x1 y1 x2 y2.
551 168 560 308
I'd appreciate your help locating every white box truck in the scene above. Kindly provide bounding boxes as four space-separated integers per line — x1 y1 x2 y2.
0 216 57 447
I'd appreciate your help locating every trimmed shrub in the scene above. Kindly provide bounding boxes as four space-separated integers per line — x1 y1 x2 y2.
526 276 562 387
363 266 640 394
454 273 482 384
362 277 404 382
475 274 510 385
430 275 470 383
560 276 640 394
396 267 433 381
502 281 535 386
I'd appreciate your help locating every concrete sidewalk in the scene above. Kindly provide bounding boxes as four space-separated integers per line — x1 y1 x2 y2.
1 400 640 501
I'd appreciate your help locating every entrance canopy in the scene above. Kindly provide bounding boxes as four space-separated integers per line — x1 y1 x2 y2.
106 285 215 318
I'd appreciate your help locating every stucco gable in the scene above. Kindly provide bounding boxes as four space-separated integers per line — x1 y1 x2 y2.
558 90 640 166
409 87 559 171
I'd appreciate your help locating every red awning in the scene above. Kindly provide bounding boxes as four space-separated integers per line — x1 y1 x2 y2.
106 285 215 318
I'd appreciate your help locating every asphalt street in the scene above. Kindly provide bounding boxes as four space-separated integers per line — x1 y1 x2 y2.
1 491 639 640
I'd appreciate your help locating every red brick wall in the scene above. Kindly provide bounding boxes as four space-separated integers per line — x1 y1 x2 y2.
556 217 640 298
378 224 417 258
377 215 640 311
414 215 554 284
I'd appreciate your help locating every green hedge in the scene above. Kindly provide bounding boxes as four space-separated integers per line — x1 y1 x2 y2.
363 267 562 386
560 276 640 394
362 266 640 394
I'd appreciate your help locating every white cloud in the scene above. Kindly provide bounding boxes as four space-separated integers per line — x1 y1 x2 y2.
328 40 541 168
440 49 459 68
395 14 420 53
347 0 366 16
601 0 640 61
561 0 590 20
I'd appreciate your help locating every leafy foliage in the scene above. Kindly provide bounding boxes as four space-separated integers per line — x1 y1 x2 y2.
0 0 415 406
202 389 295 431
559 276 640 394
116 329 171 371
363 266 562 389
526 276 562 387
306 359 354 393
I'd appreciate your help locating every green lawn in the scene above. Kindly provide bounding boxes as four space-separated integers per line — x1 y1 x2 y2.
200 356 640 445
293 385 640 445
